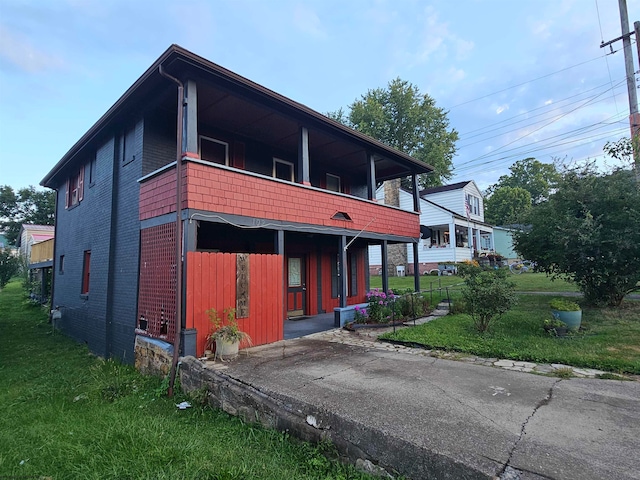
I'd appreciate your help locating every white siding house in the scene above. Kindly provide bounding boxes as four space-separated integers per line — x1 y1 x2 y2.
369 181 495 275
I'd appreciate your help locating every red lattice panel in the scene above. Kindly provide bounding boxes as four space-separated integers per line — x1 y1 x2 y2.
137 223 177 342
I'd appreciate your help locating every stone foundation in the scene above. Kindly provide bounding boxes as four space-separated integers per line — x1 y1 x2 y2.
134 335 174 377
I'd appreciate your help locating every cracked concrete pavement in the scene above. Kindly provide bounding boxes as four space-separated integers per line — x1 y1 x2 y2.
207 337 640 479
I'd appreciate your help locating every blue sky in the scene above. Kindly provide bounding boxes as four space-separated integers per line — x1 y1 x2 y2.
0 0 638 191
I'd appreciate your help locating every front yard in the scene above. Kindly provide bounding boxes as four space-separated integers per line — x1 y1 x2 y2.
0 281 370 480
380 294 640 375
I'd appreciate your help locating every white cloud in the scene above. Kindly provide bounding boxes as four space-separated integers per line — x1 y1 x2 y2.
0 25 65 73
496 104 509 115
293 4 326 39
544 99 553 105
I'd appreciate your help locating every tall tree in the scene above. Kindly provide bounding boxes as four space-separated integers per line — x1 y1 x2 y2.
513 164 640 306
0 186 55 245
486 158 560 205
328 78 458 188
484 186 531 226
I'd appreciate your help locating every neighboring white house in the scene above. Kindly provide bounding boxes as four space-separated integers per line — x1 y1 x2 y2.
369 181 495 275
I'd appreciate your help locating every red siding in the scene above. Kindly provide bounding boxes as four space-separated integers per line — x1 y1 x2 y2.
186 251 283 357
139 162 419 240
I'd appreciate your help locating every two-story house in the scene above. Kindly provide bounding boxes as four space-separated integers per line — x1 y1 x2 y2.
369 181 494 275
40 45 431 363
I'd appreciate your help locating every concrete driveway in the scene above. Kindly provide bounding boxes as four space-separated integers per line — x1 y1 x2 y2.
181 335 640 479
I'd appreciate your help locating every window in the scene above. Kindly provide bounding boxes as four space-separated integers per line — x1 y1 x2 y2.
89 156 97 186
200 136 229 165
81 250 91 295
273 158 294 182
465 194 480 216
59 255 64 274
326 173 341 193
65 166 85 208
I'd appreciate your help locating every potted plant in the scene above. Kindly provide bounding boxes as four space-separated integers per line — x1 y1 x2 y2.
549 298 582 332
543 318 568 337
205 307 251 359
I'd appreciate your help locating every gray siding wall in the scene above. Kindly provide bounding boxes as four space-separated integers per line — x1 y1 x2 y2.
52 118 145 362
143 110 175 176
108 119 144 361
52 138 116 357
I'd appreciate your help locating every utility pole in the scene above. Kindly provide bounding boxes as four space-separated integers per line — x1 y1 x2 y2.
601 0 639 175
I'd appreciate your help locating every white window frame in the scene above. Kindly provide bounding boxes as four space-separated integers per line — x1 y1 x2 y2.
273 158 294 182
326 173 342 193
199 135 229 166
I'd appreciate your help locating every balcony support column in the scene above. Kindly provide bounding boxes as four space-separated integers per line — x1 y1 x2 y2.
412 172 421 212
184 79 198 156
367 153 376 200
298 126 311 186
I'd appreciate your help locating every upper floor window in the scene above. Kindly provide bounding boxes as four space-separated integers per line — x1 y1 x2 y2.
200 136 229 165
273 158 294 182
88 155 97 186
65 166 84 209
326 173 342 193
465 193 480 216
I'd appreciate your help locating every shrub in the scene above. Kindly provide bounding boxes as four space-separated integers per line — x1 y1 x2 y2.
549 298 581 311
365 288 395 323
462 269 517 333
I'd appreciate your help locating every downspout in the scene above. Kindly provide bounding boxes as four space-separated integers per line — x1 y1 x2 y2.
159 64 184 398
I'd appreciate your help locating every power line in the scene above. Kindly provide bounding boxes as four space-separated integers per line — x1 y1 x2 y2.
457 84 628 149
456 76 627 141
446 54 610 110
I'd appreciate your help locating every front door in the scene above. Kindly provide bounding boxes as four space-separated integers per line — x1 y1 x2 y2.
287 256 306 317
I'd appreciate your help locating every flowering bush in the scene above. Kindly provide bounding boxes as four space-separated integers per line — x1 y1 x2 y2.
353 305 368 323
365 288 397 323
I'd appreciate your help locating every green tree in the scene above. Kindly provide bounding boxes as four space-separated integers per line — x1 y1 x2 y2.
328 78 458 188
0 249 21 288
513 164 640 306
0 186 55 245
484 186 532 225
486 158 560 205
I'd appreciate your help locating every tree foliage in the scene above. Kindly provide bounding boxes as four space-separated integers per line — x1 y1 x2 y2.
486 158 560 205
484 186 531 226
0 249 21 288
328 78 458 188
0 186 55 245
513 164 640 306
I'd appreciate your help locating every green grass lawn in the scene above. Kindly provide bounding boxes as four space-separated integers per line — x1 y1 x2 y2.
0 281 371 480
370 272 577 293
380 294 640 374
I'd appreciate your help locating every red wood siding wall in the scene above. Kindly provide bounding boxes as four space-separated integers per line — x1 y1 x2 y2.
137 224 177 341
139 162 419 240
186 251 283 357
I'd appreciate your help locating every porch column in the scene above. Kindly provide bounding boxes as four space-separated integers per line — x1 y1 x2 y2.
298 126 311 185
412 173 421 212
275 230 284 254
184 218 198 252
366 153 376 200
475 229 482 254
490 231 495 251
381 240 389 293
184 79 198 155
467 225 473 258
413 242 420 292
339 236 348 308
